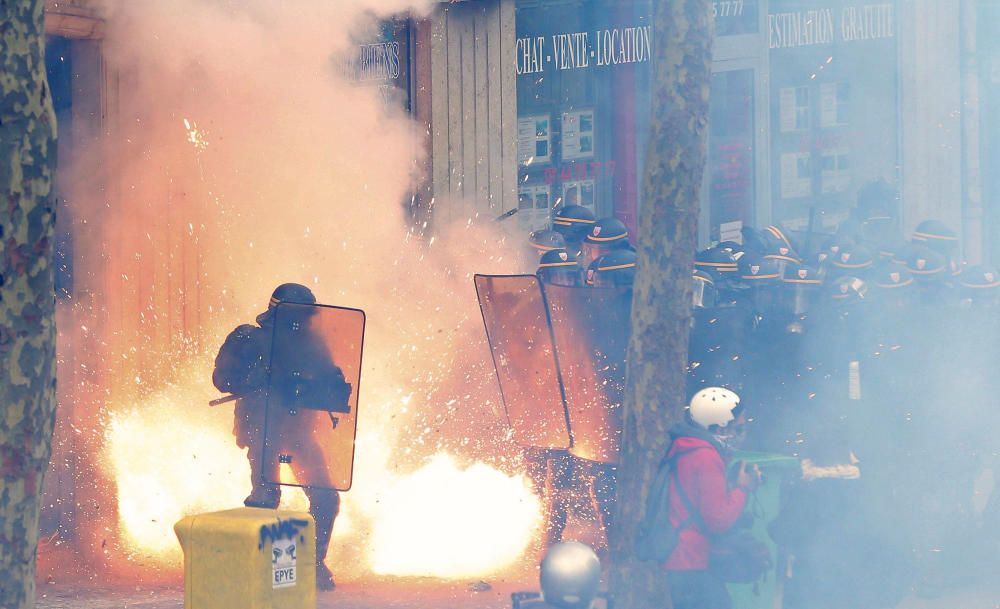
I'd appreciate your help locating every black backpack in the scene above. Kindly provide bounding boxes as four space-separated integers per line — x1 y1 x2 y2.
634 448 702 562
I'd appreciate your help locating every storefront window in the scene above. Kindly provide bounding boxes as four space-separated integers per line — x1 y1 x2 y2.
515 0 758 236
515 0 652 232
768 1 899 237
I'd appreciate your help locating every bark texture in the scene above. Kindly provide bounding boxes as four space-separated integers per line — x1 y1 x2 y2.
609 0 713 607
0 1 58 608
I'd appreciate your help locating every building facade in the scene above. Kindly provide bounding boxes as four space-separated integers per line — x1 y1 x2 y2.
422 0 997 265
35 0 1000 537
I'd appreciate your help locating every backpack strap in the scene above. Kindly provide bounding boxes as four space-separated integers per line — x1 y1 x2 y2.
669 447 711 533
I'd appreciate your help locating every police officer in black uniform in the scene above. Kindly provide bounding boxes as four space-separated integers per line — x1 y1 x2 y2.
552 205 597 257
213 283 344 590
538 249 583 287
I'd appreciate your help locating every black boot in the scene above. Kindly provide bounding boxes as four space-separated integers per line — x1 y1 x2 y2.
306 487 340 591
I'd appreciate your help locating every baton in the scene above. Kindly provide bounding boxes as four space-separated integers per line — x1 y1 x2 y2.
494 208 518 222
209 394 241 407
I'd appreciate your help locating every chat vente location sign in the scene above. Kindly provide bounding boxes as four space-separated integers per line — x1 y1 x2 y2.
516 25 652 75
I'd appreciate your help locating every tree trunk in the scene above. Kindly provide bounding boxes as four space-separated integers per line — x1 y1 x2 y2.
609 0 713 607
0 1 59 608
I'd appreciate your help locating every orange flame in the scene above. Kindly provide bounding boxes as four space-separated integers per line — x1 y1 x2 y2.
103 362 543 579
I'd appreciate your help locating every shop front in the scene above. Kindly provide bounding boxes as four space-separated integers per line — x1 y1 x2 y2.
513 0 768 244
509 0 902 249
767 1 899 244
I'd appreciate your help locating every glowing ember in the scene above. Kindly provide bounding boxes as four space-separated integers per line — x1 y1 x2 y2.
182 118 209 151
368 453 541 578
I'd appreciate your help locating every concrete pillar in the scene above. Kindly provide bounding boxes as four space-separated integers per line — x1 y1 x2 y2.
960 0 984 264
898 1 963 240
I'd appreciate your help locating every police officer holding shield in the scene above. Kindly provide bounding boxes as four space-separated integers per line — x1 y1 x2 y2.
212 283 344 590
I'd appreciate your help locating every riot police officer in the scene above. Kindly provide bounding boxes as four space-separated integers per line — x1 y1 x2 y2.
692 269 717 309
904 245 950 303
826 244 875 281
530 229 568 255
537 249 583 287
956 264 1000 307
579 217 631 271
552 205 597 256
213 283 342 590
533 248 583 547
586 249 636 288
911 219 959 260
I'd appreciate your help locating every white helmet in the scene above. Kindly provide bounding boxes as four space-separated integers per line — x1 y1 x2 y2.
539 541 602 609
688 387 742 430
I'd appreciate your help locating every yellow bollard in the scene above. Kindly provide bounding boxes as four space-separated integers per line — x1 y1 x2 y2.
175 507 317 609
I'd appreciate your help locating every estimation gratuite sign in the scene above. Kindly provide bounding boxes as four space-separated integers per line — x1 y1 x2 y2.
516 25 652 75
768 3 895 50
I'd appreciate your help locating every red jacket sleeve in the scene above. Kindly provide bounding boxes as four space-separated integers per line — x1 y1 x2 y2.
680 448 747 534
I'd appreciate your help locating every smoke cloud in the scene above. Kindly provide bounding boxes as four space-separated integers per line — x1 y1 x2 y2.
53 0 538 582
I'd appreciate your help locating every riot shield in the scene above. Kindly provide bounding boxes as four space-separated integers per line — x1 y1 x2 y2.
543 284 632 464
474 274 571 449
262 302 365 491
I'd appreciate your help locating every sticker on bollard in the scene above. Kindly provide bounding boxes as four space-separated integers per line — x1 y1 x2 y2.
271 538 297 588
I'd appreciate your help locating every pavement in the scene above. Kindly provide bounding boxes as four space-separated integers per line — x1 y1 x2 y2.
35 579 526 609
34 579 1000 609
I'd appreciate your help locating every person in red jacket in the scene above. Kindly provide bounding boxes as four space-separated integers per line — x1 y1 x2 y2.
665 387 757 609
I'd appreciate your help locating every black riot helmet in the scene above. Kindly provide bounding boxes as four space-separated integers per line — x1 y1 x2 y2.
588 249 637 288
692 269 717 309
257 283 317 325
762 240 801 279
763 224 799 254
826 275 868 307
537 249 582 287
814 235 855 274
905 245 951 304
529 229 567 254
905 245 948 282
580 217 630 269
738 253 782 284
740 227 769 257
828 244 875 280
695 246 739 285
957 264 1000 306
780 263 822 318
552 205 597 251
912 219 959 258
738 253 781 313
716 240 744 257
870 264 916 309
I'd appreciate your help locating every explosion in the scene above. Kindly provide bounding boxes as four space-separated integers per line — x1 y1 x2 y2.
369 454 542 578
104 372 542 578
55 0 541 584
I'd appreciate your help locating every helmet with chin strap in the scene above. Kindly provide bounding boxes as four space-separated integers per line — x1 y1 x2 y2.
257 283 316 325
688 387 743 431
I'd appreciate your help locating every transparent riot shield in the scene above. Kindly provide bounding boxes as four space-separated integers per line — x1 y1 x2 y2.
474 274 571 449
543 284 632 464
262 302 365 491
